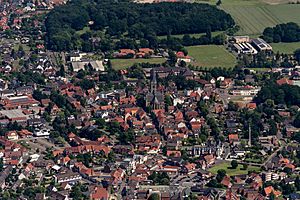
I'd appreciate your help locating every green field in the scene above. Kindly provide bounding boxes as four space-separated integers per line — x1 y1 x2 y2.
111 58 166 70
246 67 271 72
208 161 261 176
222 4 300 35
157 31 223 40
271 42 300 54
194 0 300 36
186 45 236 68
76 27 91 35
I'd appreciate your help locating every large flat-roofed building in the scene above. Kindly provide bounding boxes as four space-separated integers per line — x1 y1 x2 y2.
0 109 29 125
233 42 258 55
0 95 39 110
251 38 272 51
71 60 104 72
233 36 250 43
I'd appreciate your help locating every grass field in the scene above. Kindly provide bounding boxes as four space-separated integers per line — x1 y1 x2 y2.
246 67 271 72
208 161 261 176
111 58 166 70
157 31 223 40
271 42 300 54
186 45 236 68
194 0 300 36
76 27 91 35
222 4 300 35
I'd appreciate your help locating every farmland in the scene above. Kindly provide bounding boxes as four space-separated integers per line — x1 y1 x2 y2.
195 0 300 36
271 42 300 54
111 58 166 70
186 45 236 69
223 4 300 35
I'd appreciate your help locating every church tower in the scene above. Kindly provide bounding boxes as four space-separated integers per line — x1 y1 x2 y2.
146 69 164 110
150 69 157 94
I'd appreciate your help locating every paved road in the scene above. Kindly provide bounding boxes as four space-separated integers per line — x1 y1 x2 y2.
263 141 287 166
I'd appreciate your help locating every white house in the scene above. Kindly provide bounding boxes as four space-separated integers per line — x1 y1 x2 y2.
34 129 50 137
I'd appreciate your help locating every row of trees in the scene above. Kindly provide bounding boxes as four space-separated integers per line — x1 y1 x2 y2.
45 0 235 51
263 22 300 43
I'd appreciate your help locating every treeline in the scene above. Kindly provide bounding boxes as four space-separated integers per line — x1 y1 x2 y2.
45 0 235 51
262 22 300 43
255 80 300 106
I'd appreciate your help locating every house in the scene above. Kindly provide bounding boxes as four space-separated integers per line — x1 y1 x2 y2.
34 128 50 137
264 186 281 197
204 154 215 166
233 36 250 43
228 134 239 144
230 86 260 96
176 51 191 63
276 78 293 86
69 52 86 62
90 186 109 200
136 48 154 58
54 171 82 183
5 131 19 140
116 49 136 58
221 176 232 188
166 150 181 158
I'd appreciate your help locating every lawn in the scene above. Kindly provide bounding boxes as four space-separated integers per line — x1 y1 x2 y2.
246 67 271 72
111 58 166 70
157 31 223 40
76 27 91 35
271 42 300 54
208 161 261 176
186 45 236 69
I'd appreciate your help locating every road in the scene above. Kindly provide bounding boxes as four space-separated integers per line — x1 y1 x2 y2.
263 141 287 166
216 88 230 108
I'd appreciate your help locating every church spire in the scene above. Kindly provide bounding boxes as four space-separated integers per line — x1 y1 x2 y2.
150 69 157 93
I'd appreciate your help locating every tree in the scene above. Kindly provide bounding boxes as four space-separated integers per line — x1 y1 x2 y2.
269 192 275 200
231 160 238 169
206 26 212 41
216 0 222 6
242 164 248 170
216 169 226 182
295 176 300 191
294 113 300 128
148 193 160 200
0 158 3 172
33 90 48 101
228 101 238 111
165 94 172 108
295 49 300 63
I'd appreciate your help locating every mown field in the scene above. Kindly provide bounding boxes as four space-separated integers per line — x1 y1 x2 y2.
271 42 300 54
208 161 261 176
195 0 300 36
223 4 300 35
186 45 236 69
111 58 166 70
